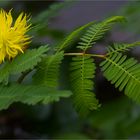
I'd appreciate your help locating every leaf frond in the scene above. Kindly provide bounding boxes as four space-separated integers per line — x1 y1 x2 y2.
0 45 49 84
33 51 64 88
10 45 49 74
100 53 140 103
70 56 100 116
0 84 72 110
56 21 96 52
107 41 140 55
77 16 126 51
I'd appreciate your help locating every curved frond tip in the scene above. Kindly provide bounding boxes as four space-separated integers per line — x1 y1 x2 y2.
77 16 126 51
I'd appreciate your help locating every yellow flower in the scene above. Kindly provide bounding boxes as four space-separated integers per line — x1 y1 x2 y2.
0 9 31 64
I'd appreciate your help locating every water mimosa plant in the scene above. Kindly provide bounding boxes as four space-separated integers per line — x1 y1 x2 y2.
0 8 140 117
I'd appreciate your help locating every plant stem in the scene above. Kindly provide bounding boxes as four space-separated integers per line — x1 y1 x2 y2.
17 53 105 84
64 52 106 58
64 53 84 56
17 69 32 84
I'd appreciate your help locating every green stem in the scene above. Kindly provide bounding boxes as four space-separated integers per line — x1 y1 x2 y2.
64 52 106 58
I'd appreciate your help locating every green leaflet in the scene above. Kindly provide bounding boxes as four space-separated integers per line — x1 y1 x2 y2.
33 51 64 88
0 83 72 110
0 45 49 84
0 63 10 85
10 45 49 74
10 45 48 74
100 53 140 103
77 16 126 51
107 41 140 55
56 21 96 52
70 56 100 117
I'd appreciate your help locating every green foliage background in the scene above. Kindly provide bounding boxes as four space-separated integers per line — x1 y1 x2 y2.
0 0 140 139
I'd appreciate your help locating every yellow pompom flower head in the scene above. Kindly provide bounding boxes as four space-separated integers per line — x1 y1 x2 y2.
0 9 31 64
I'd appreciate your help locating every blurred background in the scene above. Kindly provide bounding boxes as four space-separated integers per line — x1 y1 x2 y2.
1 0 140 139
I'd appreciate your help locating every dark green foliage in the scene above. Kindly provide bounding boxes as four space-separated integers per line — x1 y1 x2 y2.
0 63 10 85
10 45 49 74
0 45 49 85
100 53 140 103
33 51 64 88
118 1 140 34
89 97 135 138
70 56 100 116
0 83 72 110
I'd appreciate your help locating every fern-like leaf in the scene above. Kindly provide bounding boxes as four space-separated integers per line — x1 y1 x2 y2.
0 84 72 110
100 53 140 103
0 45 49 84
70 56 100 116
10 45 49 74
56 21 96 52
107 41 140 55
77 16 126 51
33 51 64 88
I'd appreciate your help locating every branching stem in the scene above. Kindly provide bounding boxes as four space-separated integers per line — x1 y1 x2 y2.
17 53 105 84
